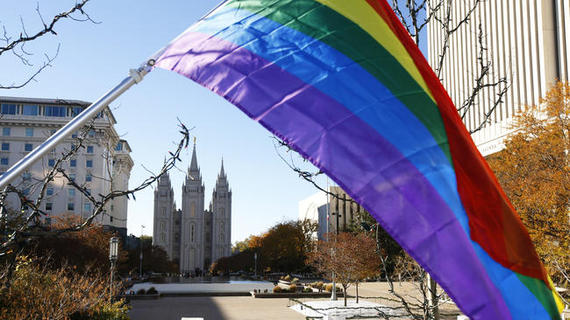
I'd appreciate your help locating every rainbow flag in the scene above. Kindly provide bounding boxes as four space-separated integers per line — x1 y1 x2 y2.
154 0 564 318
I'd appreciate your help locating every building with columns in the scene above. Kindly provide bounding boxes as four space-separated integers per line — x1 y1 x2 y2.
427 0 569 155
0 96 133 238
153 143 231 274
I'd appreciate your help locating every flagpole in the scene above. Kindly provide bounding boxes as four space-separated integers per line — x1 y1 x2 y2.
0 59 155 190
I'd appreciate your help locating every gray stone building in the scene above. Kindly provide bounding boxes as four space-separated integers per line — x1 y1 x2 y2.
153 143 231 274
0 96 133 238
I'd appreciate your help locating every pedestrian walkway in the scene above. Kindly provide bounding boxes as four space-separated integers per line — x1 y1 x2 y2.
130 281 274 295
129 296 305 320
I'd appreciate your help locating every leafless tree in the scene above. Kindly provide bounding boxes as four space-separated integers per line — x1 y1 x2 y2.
0 120 191 287
0 0 98 89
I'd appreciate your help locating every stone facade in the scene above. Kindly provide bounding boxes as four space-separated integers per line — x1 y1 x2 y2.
153 143 231 274
0 96 133 237
427 0 570 156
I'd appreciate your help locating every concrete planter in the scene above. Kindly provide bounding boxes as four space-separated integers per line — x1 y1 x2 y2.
250 291 344 299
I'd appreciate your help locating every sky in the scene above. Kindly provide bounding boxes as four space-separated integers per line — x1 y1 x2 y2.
0 0 427 243
0 0 330 243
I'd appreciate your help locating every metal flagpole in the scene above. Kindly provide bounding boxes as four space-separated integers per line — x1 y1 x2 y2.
0 59 155 190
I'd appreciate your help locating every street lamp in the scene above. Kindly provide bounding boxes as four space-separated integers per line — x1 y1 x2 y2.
254 252 258 278
109 237 119 295
330 247 337 301
139 225 145 278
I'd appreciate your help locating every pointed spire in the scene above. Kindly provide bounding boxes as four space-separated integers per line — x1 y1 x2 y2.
220 157 225 177
190 139 198 172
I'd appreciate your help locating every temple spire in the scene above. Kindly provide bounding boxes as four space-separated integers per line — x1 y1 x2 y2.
220 157 225 177
190 139 198 172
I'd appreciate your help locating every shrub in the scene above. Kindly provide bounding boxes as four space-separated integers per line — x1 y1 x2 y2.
0 257 129 320
291 277 299 284
284 274 291 281
146 287 158 295
316 281 324 289
324 283 341 292
289 284 297 292
273 286 283 293
136 289 146 295
303 287 313 293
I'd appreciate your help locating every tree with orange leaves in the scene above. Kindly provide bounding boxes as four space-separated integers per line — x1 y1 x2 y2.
489 81 569 290
307 232 380 306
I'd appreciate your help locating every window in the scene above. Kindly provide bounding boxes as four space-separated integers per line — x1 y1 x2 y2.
1 143 9 151
71 132 78 139
86 160 93 168
88 130 96 138
84 203 91 212
110 216 113 223
24 144 33 152
2 128 10 136
115 142 123 151
85 173 92 182
25 128 34 137
22 188 30 196
71 107 83 117
68 189 75 197
0 158 8 166
46 188 54 196
67 202 74 211
86 146 94 154
46 203 53 211
48 159 55 167
69 173 76 181
70 159 76 167
22 105 38 116
45 217 51 225
22 172 31 181
44 106 66 117
1 104 17 115
110 204 114 212
86 189 91 196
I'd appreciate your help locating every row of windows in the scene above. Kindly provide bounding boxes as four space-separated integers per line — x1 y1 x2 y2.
0 103 87 118
2 128 35 137
0 142 95 153
44 201 92 212
46 186 92 197
0 156 95 169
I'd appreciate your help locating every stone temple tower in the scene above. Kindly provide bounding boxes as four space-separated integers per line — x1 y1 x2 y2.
180 143 205 273
152 173 177 260
210 159 232 263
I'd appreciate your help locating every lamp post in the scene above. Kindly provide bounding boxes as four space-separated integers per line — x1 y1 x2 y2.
330 247 337 301
109 237 119 296
254 252 258 278
139 225 145 278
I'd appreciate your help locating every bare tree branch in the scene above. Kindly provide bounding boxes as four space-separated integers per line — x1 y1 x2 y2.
0 0 98 89
0 120 191 286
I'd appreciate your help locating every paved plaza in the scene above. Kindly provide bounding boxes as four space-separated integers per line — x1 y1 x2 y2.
129 296 305 320
128 281 464 320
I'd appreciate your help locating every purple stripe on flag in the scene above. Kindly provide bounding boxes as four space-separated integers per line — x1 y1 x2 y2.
155 31 511 319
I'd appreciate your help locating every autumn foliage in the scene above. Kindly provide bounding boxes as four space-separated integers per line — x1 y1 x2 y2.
0 256 128 320
489 81 570 288
29 215 125 275
212 220 317 274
